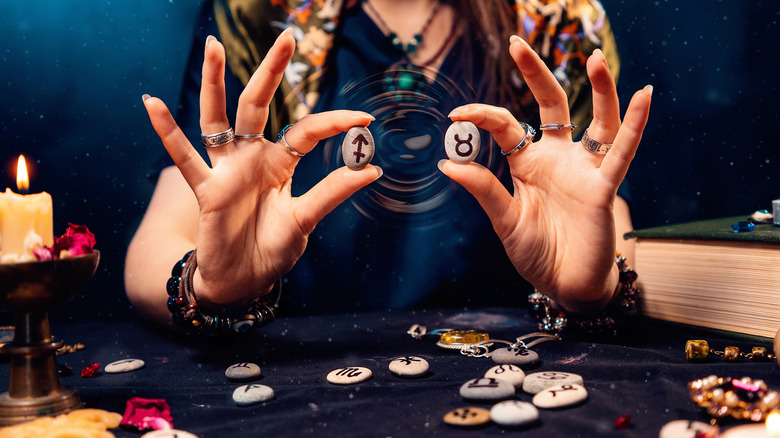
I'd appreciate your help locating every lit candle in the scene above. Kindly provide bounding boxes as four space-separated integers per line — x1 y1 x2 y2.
0 155 53 262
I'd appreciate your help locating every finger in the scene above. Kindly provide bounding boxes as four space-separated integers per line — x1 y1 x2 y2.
448 104 531 155
272 110 375 166
509 36 571 137
437 160 521 240
600 85 653 185
585 48 621 144
294 165 383 234
143 95 210 187
236 28 296 135
199 36 235 157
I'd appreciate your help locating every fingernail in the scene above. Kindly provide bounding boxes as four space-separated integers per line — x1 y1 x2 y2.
206 35 216 46
142 94 151 102
437 159 448 172
352 111 375 121
375 166 384 179
644 84 654 97
279 27 293 40
509 35 523 45
448 107 466 118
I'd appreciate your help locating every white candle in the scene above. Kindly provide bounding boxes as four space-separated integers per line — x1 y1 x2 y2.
0 156 53 262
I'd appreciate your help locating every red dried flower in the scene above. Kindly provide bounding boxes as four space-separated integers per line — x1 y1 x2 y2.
120 397 174 431
81 362 100 378
35 223 96 261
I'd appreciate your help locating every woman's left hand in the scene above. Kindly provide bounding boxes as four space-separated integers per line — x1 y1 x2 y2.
440 36 652 313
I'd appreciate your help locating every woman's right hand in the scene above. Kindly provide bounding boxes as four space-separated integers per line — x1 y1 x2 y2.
141 29 382 308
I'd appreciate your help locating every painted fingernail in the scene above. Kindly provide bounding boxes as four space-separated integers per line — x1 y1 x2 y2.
437 159 448 172
142 94 151 102
375 166 384 179
644 84 654 97
279 27 293 40
509 35 522 45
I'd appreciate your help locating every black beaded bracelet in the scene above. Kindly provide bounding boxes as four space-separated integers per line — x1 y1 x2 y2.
528 253 639 333
166 249 280 337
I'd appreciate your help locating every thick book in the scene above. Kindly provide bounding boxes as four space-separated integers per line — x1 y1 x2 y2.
624 216 780 339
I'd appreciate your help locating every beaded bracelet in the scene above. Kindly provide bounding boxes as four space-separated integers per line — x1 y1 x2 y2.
688 375 779 423
166 249 279 337
685 340 776 363
528 253 639 333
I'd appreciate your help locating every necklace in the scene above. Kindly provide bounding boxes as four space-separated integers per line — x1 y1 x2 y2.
362 0 458 98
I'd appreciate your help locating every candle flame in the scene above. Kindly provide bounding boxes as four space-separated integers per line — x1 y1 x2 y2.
767 410 780 433
16 155 29 193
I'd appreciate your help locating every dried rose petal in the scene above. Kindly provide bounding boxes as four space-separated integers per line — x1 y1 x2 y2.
34 223 96 261
81 362 100 378
614 414 631 430
120 397 173 431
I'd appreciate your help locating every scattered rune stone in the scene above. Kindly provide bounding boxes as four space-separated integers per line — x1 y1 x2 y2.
658 420 718 438
484 364 525 388
532 383 588 408
490 400 539 427
491 347 540 368
522 371 584 394
442 407 491 427
341 126 375 170
389 356 429 377
232 384 274 406
104 359 145 374
459 377 515 401
327 366 373 385
225 362 262 381
142 430 200 438
444 121 480 164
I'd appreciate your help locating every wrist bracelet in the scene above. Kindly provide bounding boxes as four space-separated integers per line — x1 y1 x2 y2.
166 249 280 337
528 253 639 333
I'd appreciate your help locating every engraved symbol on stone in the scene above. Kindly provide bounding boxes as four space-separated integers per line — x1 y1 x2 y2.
468 377 500 388
549 384 576 397
244 384 263 393
508 347 530 357
352 134 369 163
494 364 521 374
540 372 568 380
454 133 473 157
232 362 251 368
393 356 422 366
454 408 478 419
112 359 135 365
335 367 363 378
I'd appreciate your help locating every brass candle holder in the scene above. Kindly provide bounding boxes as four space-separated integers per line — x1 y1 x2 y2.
0 251 99 425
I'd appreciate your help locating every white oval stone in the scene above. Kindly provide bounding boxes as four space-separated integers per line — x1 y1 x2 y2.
341 126 375 170
459 377 515 401
489 400 539 427
522 372 584 394
720 423 778 438
485 364 525 388
532 383 588 408
327 366 373 385
104 359 145 374
444 121 480 164
659 420 718 438
225 362 262 381
142 430 199 438
389 356 429 377
491 347 540 367
232 384 274 406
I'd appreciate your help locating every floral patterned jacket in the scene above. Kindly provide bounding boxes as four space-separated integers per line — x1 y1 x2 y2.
214 0 619 135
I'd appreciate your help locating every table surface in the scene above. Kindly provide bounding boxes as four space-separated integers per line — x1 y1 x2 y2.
0 308 777 437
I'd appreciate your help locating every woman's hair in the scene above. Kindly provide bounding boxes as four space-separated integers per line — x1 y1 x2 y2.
456 0 532 121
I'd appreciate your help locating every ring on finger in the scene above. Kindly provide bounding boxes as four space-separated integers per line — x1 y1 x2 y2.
275 124 306 158
501 122 536 156
540 123 576 131
235 133 265 140
201 127 235 148
580 129 613 155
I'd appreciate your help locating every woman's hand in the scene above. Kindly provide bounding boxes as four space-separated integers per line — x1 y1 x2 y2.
141 30 382 308
440 36 652 313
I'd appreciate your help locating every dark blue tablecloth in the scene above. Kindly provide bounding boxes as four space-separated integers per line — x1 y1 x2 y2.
1 309 777 437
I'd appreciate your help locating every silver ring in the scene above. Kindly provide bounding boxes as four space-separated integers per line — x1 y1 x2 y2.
580 129 612 155
201 127 235 148
501 122 536 156
275 124 305 158
234 134 265 140
540 123 576 131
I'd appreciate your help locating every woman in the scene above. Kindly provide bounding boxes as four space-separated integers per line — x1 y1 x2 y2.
125 0 651 334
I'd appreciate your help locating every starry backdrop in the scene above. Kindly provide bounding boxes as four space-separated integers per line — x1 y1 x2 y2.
0 0 777 322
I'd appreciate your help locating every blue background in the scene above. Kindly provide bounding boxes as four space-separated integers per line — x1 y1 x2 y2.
0 1 777 321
